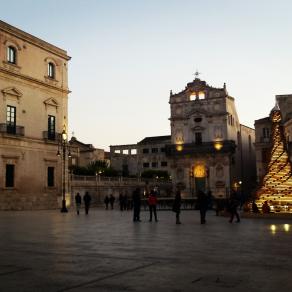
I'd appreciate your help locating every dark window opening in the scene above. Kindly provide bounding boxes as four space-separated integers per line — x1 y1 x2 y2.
48 115 56 140
6 164 14 187
142 148 149 154
152 162 158 168
47 167 54 187
143 162 149 168
195 132 202 145
6 105 16 134
161 161 168 167
151 148 158 153
48 62 55 79
160 147 165 153
122 164 129 176
194 117 202 123
7 46 16 64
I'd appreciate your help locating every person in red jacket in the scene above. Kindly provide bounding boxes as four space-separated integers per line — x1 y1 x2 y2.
148 190 158 222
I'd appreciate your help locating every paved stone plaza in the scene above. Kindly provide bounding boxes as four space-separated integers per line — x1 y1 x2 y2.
0 209 291 292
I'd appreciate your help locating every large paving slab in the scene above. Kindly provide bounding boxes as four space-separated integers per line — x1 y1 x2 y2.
0 208 291 292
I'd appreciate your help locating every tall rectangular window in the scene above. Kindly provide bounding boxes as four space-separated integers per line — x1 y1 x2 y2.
48 115 56 140
263 128 270 138
48 62 55 79
195 132 202 145
7 105 16 134
47 167 54 187
6 164 14 187
151 148 158 153
7 46 16 64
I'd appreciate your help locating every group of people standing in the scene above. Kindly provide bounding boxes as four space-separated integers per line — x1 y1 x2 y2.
74 188 242 225
103 194 115 210
172 189 241 225
75 191 91 215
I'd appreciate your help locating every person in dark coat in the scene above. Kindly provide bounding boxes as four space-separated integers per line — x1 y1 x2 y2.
148 190 158 222
172 190 182 224
132 188 141 222
119 193 124 211
229 190 240 223
197 190 208 224
104 195 110 210
109 194 115 209
83 191 91 215
75 192 82 215
124 193 128 210
252 201 260 213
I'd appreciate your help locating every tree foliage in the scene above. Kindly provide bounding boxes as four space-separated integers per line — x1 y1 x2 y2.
70 160 118 177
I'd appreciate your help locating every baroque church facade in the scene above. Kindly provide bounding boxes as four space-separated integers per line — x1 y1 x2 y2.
166 77 256 198
110 76 256 198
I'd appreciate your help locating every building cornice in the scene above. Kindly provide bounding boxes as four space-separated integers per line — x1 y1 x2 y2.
0 67 71 94
0 20 71 60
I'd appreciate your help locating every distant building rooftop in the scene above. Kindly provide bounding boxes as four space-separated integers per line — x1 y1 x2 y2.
137 135 171 145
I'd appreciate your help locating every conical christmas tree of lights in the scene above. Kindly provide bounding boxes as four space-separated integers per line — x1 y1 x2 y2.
256 104 292 212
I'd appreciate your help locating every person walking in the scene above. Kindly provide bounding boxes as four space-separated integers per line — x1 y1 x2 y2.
132 188 141 222
119 193 124 211
75 192 82 215
104 195 110 210
109 194 115 210
229 190 240 223
83 191 91 215
172 189 182 224
197 189 208 224
148 190 158 222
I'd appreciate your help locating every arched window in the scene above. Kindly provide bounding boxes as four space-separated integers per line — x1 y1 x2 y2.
48 62 55 79
7 46 16 64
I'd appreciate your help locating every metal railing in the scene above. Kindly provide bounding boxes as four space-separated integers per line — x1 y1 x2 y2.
72 174 172 183
0 123 24 136
43 131 61 142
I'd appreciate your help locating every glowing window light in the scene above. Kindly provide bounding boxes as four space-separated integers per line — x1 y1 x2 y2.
284 224 290 232
198 92 205 99
190 93 196 101
194 165 206 178
270 225 277 234
214 141 223 151
176 144 183 152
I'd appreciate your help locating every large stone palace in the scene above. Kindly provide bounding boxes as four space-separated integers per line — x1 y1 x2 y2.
0 21 70 210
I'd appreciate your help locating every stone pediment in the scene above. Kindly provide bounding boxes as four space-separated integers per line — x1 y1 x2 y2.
187 108 208 118
2 87 23 102
44 97 59 110
191 125 205 131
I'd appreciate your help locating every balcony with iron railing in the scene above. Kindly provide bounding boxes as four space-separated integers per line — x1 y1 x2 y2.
165 140 236 157
0 123 24 136
43 131 61 142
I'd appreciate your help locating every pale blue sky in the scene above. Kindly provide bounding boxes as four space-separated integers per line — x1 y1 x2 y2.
1 0 292 150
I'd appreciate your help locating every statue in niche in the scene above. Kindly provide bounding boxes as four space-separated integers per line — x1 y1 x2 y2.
216 165 224 178
177 168 184 180
214 126 223 139
175 129 184 144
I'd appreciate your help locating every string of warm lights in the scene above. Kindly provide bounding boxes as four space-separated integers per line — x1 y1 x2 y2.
256 109 292 212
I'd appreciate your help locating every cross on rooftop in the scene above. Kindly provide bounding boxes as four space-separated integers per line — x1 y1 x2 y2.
194 70 201 78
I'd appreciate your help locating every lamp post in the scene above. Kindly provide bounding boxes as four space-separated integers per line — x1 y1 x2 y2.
57 128 71 213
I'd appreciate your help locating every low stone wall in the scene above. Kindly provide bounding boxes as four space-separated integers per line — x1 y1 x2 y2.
70 176 173 207
0 191 58 210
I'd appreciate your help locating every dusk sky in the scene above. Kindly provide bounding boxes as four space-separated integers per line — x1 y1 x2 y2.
1 0 292 150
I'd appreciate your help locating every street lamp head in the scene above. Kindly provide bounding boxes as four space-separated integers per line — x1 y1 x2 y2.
62 129 67 142
57 150 61 156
